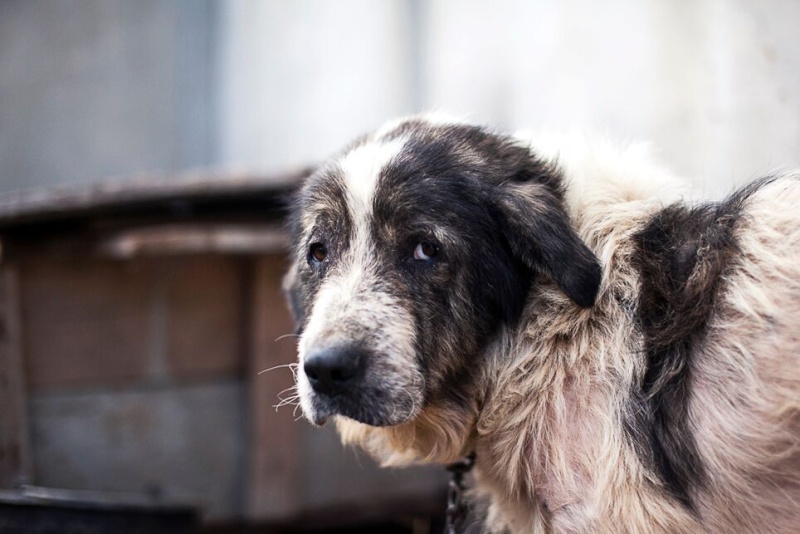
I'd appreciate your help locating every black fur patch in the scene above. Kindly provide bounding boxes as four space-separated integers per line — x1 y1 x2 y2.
629 177 776 510
370 123 539 395
377 121 601 311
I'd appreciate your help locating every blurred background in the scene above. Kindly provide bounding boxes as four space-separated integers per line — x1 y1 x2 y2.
0 1 799 533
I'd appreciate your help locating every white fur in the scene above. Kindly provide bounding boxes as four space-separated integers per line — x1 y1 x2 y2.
339 137 407 223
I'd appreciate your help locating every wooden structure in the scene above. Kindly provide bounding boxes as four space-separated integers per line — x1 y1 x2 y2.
0 171 445 529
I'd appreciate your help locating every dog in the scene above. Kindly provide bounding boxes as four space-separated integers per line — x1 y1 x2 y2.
283 115 800 533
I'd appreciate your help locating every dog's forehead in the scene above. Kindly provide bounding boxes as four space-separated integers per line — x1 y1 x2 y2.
297 138 405 234
338 136 408 217
299 120 498 234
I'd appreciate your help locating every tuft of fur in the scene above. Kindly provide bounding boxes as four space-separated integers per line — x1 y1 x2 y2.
286 116 800 533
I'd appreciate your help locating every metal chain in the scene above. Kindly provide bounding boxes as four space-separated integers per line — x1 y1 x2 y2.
444 452 476 534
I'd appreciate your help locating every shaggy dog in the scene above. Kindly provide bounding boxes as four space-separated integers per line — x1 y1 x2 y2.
283 115 800 533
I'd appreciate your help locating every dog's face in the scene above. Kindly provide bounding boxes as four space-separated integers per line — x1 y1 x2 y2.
285 118 601 427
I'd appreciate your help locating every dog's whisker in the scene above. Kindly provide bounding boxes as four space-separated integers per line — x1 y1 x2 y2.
274 333 301 342
258 362 298 375
273 397 300 411
276 384 298 398
276 395 299 406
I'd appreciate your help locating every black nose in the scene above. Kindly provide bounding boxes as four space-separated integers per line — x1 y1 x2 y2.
304 345 365 395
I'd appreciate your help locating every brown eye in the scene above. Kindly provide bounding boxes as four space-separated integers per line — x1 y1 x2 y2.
413 242 438 261
309 243 327 264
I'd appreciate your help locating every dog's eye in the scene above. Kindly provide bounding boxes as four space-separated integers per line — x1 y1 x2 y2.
413 242 438 261
309 243 328 264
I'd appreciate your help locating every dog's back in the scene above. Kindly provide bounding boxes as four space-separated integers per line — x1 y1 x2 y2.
474 168 800 533
689 175 800 531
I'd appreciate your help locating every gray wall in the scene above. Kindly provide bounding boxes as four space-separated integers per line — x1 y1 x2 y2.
3 1 799 196
218 0 800 198
0 0 217 192
218 0 420 175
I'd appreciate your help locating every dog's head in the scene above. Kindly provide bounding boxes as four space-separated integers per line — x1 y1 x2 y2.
285 117 601 428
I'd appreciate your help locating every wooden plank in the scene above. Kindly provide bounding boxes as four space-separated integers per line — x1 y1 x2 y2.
0 169 306 229
20 256 244 391
245 254 301 520
29 381 245 521
20 257 151 390
99 223 288 258
0 266 33 488
166 257 246 379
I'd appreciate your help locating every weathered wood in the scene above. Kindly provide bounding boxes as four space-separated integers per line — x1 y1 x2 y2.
245 254 301 520
0 170 306 230
20 256 244 391
99 223 288 258
29 381 244 521
0 266 32 488
0 171 448 525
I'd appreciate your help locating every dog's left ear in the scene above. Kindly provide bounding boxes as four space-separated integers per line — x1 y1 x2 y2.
494 178 602 308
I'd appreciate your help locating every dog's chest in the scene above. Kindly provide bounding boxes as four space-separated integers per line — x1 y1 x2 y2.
480 370 605 528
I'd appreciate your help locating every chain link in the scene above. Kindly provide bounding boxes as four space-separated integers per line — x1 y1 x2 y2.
444 452 476 534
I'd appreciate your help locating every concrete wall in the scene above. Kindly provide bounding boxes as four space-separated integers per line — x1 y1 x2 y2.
217 0 421 174
217 0 800 197
419 0 800 197
0 0 217 192
3 1 799 195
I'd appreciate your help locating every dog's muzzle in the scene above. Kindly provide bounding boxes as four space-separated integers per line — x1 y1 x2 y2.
299 340 423 427
304 345 366 397
301 343 380 426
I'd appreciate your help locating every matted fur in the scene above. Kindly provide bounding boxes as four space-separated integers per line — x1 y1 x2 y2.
284 116 800 533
